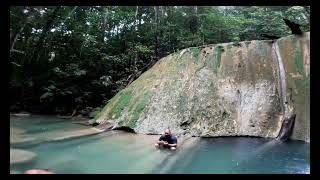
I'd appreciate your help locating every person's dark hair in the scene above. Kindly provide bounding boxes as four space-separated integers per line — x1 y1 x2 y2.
165 128 171 135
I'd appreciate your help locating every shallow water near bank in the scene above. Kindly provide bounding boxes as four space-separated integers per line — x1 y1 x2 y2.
10 115 309 174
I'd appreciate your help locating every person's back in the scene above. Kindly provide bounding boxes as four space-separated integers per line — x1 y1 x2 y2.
155 128 177 150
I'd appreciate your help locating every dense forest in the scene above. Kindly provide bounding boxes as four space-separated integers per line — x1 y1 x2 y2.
9 6 310 118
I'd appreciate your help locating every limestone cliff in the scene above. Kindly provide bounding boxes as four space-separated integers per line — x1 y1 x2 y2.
95 33 310 142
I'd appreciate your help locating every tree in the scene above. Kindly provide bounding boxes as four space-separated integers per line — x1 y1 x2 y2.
9 6 310 115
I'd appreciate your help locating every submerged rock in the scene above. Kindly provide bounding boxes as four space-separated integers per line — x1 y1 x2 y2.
95 33 310 142
50 128 104 141
10 149 37 164
10 127 37 145
10 112 31 117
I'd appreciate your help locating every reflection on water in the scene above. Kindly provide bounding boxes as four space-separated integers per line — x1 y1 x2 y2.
10 116 309 174
165 137 309 174
10 115 88 135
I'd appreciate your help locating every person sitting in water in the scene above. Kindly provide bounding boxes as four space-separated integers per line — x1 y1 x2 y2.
155 128 177 150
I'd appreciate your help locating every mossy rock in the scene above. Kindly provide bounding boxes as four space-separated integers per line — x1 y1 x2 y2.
94 33 309 141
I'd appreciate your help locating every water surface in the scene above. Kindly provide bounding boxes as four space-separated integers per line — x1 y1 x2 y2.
10 115 310 174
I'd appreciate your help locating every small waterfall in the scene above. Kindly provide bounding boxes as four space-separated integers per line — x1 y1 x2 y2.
230 41 298 166
272 42 288 115
272 42 295 141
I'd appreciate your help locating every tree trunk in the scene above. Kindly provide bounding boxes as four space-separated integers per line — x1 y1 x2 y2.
303 6 310 16
135 6 139 25
154 6 160 60
160 6 165 18
10 23 26 52
101 8 108 44
303 6 310 23
10 8 35 52
194 6 198 14
29 6 61 64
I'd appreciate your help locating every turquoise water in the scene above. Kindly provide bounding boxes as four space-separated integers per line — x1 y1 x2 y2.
10 116 310 174
163 137 310 174
10 115 89 134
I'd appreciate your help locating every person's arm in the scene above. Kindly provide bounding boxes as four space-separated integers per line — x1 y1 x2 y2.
157 136 166 144
168 136 177 147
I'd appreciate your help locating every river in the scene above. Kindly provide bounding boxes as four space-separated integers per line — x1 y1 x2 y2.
10 115 310 174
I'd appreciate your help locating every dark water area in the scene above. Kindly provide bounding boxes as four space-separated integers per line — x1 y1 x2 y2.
162 137 310 174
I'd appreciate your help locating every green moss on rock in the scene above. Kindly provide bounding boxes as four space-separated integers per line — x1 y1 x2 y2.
125 91 153 128
93 111 101 121
93 92 123 122
189 47 201 61
108 90 133 119
95 33 309 141
295 78 309 91
213 46 223 73
115 91 153 129
293 40 305 76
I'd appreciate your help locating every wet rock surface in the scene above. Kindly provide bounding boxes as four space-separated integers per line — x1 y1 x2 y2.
10 148 37 164
95 33 309 142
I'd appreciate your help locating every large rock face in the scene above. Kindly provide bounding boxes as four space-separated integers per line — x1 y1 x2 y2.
95 33 310 142
276 33 310 142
